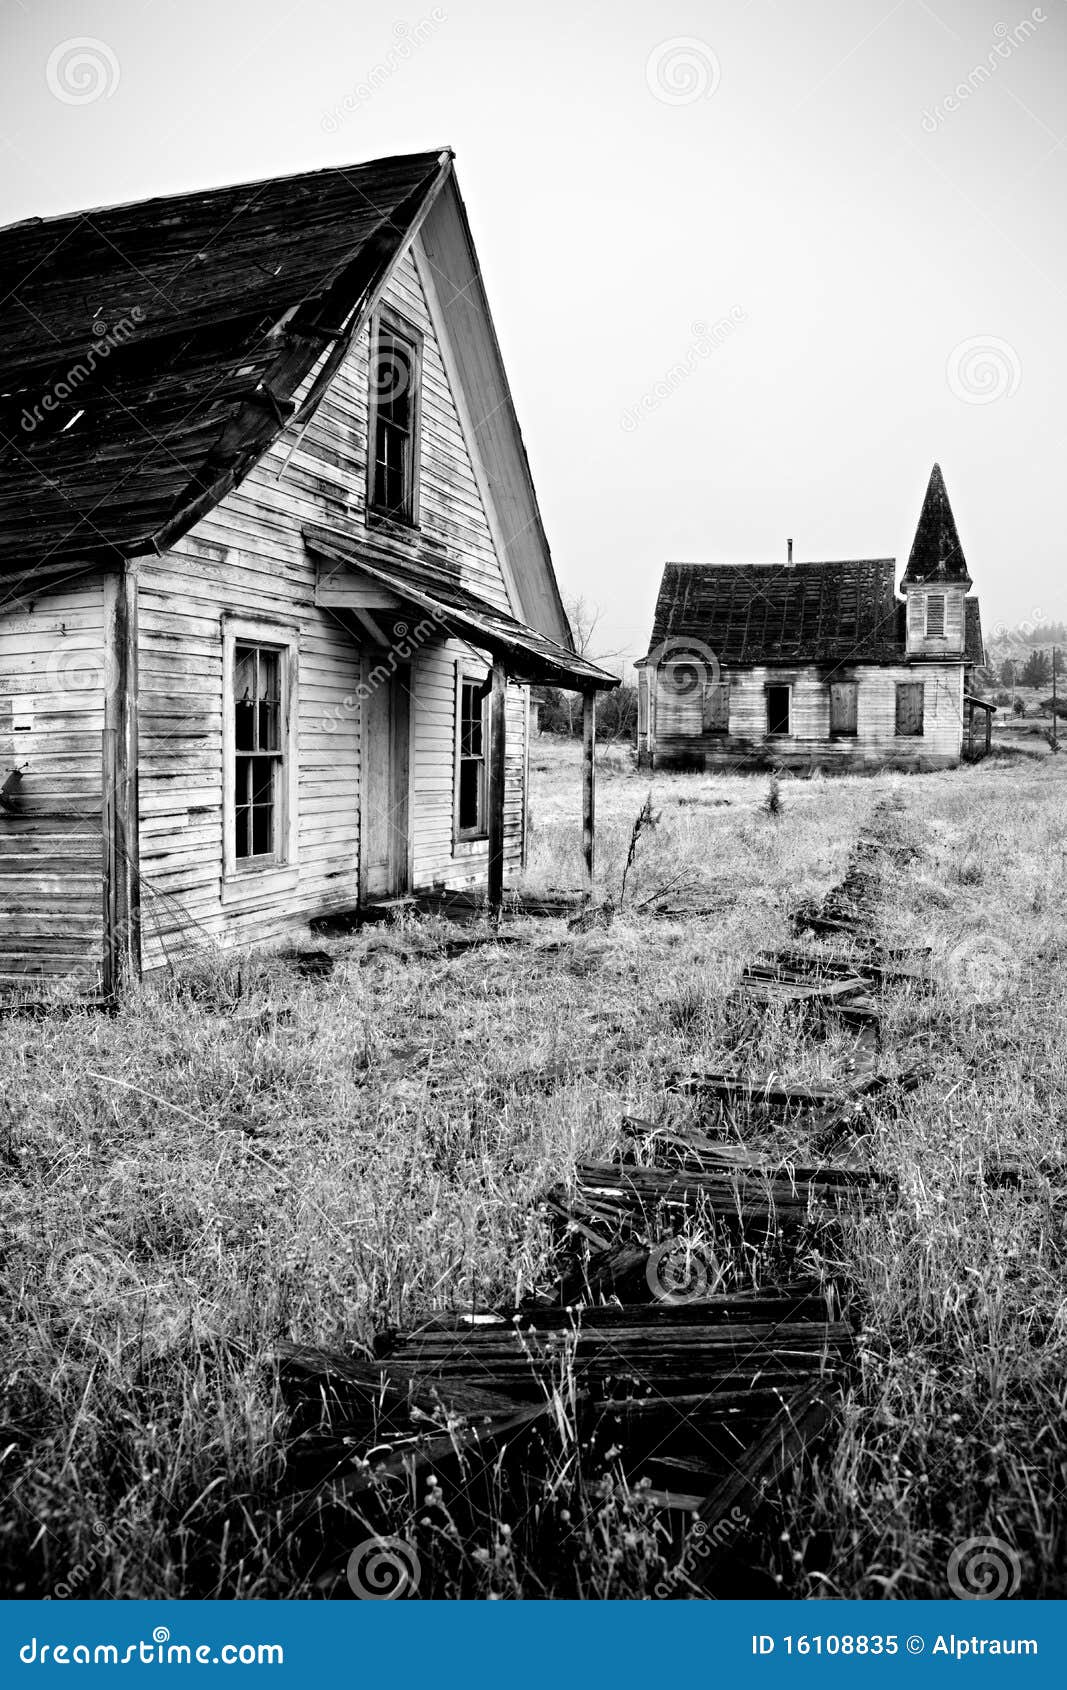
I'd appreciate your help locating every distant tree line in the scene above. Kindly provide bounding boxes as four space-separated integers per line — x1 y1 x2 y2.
996 650 1064 689
536 684 638 742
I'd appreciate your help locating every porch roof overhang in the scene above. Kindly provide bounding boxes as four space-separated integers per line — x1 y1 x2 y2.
304 524 619 692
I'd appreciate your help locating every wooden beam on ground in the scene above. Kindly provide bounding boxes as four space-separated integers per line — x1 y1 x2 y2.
674 1382 835 1595
582 689 596 890
487 662 507 912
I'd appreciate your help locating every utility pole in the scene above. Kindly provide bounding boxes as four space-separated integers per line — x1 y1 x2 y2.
1052 646 1059 754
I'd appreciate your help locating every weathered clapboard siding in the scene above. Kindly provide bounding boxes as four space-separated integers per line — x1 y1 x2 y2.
653 663 965 771
0 574 107 986
296 247 511 614
136 231 526 964
906 583 967 658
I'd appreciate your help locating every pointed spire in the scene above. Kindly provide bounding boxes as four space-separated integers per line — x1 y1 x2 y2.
902 463 971 585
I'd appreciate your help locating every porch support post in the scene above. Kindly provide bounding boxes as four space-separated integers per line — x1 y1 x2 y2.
102 559 141 995
582 688 596 891
487 662 507 912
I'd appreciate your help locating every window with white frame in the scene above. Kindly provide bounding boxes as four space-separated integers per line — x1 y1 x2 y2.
455 671 489 841
223 622 297 875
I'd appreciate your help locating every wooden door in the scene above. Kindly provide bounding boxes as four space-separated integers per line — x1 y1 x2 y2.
362 666 411 898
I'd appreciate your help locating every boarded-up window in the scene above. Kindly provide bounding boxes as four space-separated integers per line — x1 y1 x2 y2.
829 681 858 737
702 681 730 734
766 684 790 736
925 594 946 637
657 665 703 737
895 681 924 737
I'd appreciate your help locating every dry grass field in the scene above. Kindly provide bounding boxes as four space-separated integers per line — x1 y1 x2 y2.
2 733 1067 1599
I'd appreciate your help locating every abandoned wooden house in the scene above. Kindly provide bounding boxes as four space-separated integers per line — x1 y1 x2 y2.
636 464 987 772
0 149 617 993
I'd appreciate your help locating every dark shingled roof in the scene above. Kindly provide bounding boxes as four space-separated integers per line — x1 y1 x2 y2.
644 559 906 665
0 150 449 575
902 462 970 585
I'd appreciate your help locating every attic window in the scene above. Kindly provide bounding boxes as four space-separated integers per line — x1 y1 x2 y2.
925 594 946 638
369 315 421 524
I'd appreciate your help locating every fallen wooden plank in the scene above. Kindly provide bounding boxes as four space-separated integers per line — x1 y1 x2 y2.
662 1382 836 1595
673 1070 879 1109
417 1288 834 1332
574 1160 868 1213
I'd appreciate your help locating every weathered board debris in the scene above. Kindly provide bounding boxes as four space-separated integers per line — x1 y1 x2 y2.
275 801 931 1597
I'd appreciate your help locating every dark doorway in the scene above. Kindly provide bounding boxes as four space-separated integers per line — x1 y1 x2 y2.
766 684 791 736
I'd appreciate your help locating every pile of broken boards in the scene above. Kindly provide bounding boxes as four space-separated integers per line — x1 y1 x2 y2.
277 805 928 1598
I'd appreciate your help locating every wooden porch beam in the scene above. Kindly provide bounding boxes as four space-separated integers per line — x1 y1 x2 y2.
583 689 596 891
487 663 507 912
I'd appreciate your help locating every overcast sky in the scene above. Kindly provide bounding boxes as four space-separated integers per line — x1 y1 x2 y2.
2 0 1064 668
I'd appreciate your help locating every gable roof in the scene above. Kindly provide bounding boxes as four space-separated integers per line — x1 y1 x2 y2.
416 184 572 650
0 151 451 576
643 559 905 666
902 462 971 585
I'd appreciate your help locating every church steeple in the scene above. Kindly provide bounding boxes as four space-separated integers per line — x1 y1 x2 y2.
902 464 971 657
902 463 971 588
